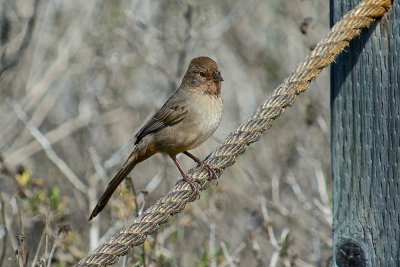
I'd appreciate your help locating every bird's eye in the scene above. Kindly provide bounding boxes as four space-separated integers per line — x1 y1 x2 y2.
199 71 206 77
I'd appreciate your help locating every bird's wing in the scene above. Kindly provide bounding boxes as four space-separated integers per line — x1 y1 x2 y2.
134 94 189 144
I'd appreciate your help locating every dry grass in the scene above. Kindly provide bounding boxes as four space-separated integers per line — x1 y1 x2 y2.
0 0 331 266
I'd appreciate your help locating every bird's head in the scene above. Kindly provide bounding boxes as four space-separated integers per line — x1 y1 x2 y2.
183 56 223 95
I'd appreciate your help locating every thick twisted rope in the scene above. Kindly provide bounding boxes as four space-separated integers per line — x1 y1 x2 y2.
76 0 392 265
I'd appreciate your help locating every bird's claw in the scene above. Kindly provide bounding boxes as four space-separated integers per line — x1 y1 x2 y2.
198 162 220 186
178 175 200 194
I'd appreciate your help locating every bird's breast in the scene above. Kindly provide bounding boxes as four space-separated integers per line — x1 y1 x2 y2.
188 94 222 144
153 94 222 155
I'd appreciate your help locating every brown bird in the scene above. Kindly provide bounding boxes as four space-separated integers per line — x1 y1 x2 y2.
89 56 223 220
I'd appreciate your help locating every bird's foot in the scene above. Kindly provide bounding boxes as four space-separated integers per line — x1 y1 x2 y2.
181 152 220 185
178 175 200 194
198 162 220 186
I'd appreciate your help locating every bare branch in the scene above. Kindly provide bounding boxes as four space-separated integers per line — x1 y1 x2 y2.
0 0 40 78
10 101 87 193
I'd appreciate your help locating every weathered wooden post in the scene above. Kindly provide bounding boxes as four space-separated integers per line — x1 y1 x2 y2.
331 0 398 266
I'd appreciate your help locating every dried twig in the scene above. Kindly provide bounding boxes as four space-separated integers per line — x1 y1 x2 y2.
0 0 40 78
0 193 24 267
10 101 87 193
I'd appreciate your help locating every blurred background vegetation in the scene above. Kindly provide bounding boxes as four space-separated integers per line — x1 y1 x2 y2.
0 0 331 266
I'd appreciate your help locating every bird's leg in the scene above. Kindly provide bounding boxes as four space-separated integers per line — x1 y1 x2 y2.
183 151 219 185
170 155 199 193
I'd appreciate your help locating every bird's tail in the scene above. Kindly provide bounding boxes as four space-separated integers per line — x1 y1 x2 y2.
88 160 136 220
89 141 156 220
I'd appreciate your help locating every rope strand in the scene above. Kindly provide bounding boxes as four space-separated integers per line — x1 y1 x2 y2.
76 0 392 265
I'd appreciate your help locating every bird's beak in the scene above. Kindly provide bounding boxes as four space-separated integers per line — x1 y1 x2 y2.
212 71 224 82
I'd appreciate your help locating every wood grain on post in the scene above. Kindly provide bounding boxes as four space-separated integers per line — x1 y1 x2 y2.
331 0 398 266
